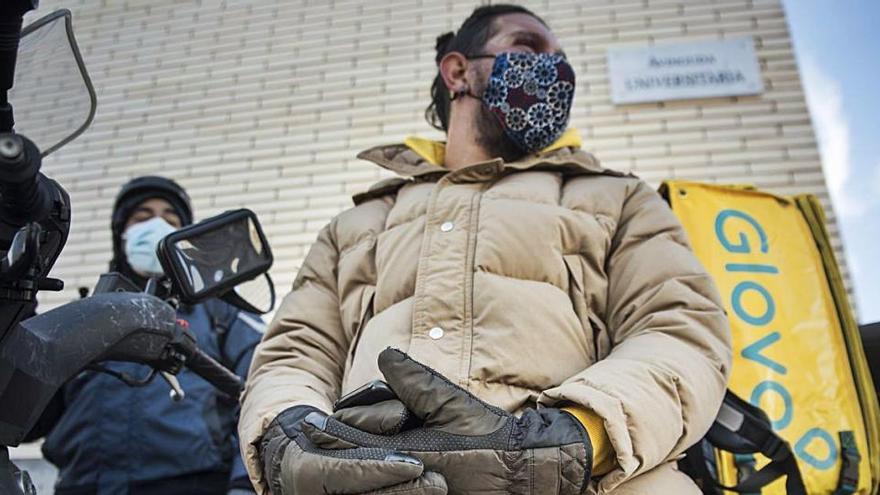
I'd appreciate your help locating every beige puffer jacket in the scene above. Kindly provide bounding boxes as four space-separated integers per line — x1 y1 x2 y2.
239 141 732 493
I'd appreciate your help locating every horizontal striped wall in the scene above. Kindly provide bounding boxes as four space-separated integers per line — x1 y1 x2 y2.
19 0 851 313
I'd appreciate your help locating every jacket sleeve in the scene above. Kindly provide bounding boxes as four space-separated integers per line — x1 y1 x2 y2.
221 310 265 491
538 180 732 493
222 311 265 378
22 389 65 441
238 222 347 493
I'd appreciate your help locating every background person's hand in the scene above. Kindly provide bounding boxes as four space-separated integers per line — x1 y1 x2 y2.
303 348 594 494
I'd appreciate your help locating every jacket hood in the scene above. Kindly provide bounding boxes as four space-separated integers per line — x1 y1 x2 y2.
353 128 628 204
356 128 623 178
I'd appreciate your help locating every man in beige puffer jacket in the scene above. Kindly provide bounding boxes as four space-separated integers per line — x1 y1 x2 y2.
240 4 731 494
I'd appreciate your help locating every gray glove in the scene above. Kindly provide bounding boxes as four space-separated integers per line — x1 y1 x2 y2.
303 348 593 494
259 404 447 495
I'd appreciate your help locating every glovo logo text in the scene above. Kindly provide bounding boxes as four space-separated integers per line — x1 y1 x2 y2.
715 208 838 470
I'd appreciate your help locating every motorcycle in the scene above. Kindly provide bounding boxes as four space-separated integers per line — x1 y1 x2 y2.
0 2 275 493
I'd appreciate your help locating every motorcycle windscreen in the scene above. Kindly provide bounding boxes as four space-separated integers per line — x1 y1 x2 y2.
9 9 96 156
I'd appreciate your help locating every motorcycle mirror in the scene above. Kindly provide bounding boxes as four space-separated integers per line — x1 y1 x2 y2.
157 209 273 307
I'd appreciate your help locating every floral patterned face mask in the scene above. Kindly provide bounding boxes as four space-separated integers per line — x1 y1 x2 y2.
463 52 576 153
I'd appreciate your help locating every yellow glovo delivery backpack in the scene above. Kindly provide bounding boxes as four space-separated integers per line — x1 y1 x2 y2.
662 181 880 495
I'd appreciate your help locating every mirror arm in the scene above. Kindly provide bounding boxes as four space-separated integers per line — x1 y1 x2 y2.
219 273 275 315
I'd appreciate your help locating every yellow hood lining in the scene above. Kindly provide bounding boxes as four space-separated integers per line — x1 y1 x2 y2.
403 128 583 167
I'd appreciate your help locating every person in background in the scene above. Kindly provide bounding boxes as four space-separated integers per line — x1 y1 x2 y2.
31 176 264 495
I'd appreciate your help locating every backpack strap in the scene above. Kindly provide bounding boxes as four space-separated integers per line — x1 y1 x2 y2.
680 439 724 495
731 453 759 495
707 391 807 495
833 431 860 495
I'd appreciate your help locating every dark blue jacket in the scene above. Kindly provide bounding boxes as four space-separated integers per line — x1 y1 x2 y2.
41 300 264 495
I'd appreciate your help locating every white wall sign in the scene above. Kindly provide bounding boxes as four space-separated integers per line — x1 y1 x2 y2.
607 37 764 104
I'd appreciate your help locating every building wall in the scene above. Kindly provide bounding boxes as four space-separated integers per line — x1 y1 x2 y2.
20 0 847 310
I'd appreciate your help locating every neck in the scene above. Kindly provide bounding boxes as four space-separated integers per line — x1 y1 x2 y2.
443 101 492 171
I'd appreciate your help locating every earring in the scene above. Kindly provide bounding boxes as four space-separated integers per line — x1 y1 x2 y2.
450 88 467 101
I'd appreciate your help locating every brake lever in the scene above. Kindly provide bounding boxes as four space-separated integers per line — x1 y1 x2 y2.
160 371 185 402
154 319 194 402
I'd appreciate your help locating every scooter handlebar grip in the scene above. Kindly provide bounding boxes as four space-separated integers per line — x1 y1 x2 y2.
184 348 242 399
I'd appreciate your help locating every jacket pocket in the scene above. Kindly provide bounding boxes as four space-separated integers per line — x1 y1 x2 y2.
563 254 596 364
345 286 375 374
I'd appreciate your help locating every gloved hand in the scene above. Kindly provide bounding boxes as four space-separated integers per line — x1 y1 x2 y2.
303 348 594 494
259 404 448 495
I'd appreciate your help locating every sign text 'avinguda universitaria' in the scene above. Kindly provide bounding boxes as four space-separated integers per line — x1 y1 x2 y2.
608 37 764 104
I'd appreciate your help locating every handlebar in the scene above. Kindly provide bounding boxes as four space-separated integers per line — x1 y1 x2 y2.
0 133 52 224
183 346 243 398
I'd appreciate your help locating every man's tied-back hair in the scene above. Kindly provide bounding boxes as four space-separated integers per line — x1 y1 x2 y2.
425 4 547 132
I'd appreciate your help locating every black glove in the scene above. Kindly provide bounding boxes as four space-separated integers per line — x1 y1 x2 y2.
303 348 594 494
259 404 447 495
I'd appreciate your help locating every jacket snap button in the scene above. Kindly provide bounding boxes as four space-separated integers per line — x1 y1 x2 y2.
429 327 444 339
440 222 454 232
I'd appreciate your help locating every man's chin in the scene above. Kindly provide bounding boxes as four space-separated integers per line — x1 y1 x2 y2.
474 108 527 163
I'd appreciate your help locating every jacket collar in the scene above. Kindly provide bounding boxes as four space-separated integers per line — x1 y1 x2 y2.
355 128 624 180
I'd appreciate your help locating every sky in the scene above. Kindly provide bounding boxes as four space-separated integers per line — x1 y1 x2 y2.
782 0 880 324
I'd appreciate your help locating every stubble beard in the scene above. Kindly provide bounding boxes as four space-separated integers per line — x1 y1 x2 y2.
471 68 528 163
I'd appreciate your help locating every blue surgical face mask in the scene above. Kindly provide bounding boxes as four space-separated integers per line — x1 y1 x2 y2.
124 216 177 276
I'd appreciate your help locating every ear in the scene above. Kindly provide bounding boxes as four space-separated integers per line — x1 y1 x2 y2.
439 51 470 96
